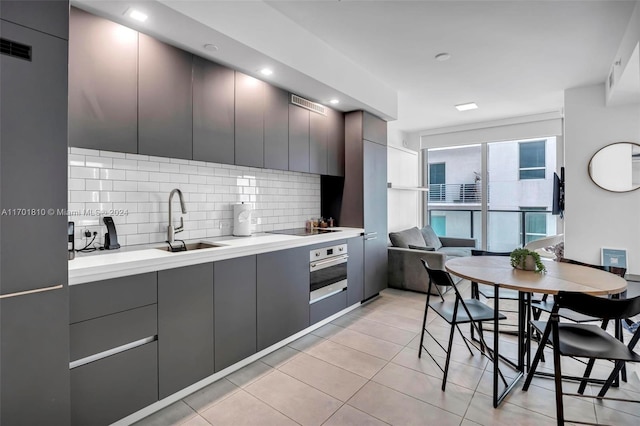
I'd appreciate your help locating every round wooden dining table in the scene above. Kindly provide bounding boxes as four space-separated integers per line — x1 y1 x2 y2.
445 255 627 407
446 255 627 296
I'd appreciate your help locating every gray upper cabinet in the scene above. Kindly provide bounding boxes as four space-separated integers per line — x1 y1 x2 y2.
327 108 345 177
193 57 235 164
158 263 214 398
0 0 69 40
257 246 310 350
264 85 289 171
363 111 387 145
214 256 257 371
309 111 328 175
288 104 310 173
68 7 138 153
138 33 193 160
235 72 264 168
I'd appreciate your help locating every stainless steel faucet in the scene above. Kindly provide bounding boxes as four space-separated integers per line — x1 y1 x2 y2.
167 188 187 243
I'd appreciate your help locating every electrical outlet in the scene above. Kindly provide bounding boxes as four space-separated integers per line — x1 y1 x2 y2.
83 229 92 238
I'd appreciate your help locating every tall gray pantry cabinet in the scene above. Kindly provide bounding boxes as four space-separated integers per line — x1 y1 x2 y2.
342 111 388 299
0 1 71 424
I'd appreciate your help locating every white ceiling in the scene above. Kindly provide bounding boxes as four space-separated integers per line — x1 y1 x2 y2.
74 0 636 134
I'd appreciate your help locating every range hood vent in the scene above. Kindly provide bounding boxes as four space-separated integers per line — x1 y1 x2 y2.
0 38 32 61
291 94 326 116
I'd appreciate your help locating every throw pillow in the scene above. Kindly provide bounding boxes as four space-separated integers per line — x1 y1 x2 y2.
421 225 443 250
408 245 436 251
389 227 427 248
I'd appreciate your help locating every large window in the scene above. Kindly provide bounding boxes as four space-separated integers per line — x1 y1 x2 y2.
519 140 546 180
423 137 558 251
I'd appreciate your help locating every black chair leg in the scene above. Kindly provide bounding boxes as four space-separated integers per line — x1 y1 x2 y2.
598 360 626 398
577 358 596 394
523 320 552 391
551 320 565 426
418 293 430 359
441 299 460 391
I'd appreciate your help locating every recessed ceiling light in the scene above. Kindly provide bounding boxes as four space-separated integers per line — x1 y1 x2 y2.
125 8 148 22
435 52 451 61
455 102 478 111
329 99 340 105
260 68 273 76
203 44 219 52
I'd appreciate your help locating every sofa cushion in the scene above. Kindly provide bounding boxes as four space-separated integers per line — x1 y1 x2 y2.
408 244 436 251
421 225 443 250
438 247 473 258
389 227 426 248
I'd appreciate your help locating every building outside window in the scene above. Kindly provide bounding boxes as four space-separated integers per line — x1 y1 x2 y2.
519 140 546 179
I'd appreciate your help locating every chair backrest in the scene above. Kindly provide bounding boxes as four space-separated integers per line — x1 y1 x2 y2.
419 258 455 290
471 250 511 257
556 291 640 320
559 258 627 278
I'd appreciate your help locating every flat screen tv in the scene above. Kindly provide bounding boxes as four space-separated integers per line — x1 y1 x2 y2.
552 167 564 217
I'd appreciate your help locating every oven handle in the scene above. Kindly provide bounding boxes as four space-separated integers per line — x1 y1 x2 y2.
310 254 348 271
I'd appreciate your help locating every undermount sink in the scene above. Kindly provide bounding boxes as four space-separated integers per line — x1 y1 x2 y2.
156 242 225 253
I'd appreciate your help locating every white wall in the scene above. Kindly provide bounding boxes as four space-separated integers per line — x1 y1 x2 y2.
564 83 640 274
387 126 421 232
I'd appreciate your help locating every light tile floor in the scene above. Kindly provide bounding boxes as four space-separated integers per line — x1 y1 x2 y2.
136 282 640 426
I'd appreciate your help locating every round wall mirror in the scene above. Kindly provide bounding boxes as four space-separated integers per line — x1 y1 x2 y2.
588 142 640 192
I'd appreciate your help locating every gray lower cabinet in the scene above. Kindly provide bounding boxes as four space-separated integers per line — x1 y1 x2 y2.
309 111 328 174
139 33 193 159
310 290 347 325
264 85 289 171
1 290 70 426
214 256 257 371
288 104 310 173
347 236 365 305
257 247 310 350
71 342 158 426
1 14 70 425
235 72 264 168
193 56 235 164
68 7 138 153
327 108 345 177
158 263 214 398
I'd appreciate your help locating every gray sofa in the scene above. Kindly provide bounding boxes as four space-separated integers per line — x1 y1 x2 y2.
388 226 476 294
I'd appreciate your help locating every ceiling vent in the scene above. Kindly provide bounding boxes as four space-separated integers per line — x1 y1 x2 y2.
291 94 326 116
0 38 32 61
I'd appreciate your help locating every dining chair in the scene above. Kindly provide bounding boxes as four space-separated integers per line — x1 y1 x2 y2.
522 291 640 426
418 258 507 391
530 259 627 370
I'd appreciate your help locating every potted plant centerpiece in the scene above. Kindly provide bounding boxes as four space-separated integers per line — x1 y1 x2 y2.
510 248 546 273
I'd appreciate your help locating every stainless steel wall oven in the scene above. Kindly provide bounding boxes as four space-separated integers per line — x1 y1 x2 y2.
309 243 348 304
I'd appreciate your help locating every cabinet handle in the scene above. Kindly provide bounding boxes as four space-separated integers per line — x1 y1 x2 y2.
364 232 378 241
0 284 63 300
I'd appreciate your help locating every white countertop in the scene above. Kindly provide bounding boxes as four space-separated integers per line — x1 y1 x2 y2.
68 228 364 285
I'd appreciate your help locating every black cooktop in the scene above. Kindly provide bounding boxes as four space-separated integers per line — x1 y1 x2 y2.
268 228 340 236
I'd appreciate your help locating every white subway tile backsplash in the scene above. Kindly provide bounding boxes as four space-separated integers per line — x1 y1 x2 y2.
67 148 321 247
100 169 126 180
113 158 138 170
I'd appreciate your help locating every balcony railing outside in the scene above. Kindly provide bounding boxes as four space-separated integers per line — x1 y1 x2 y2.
429 183 481 203
428 208 553 251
